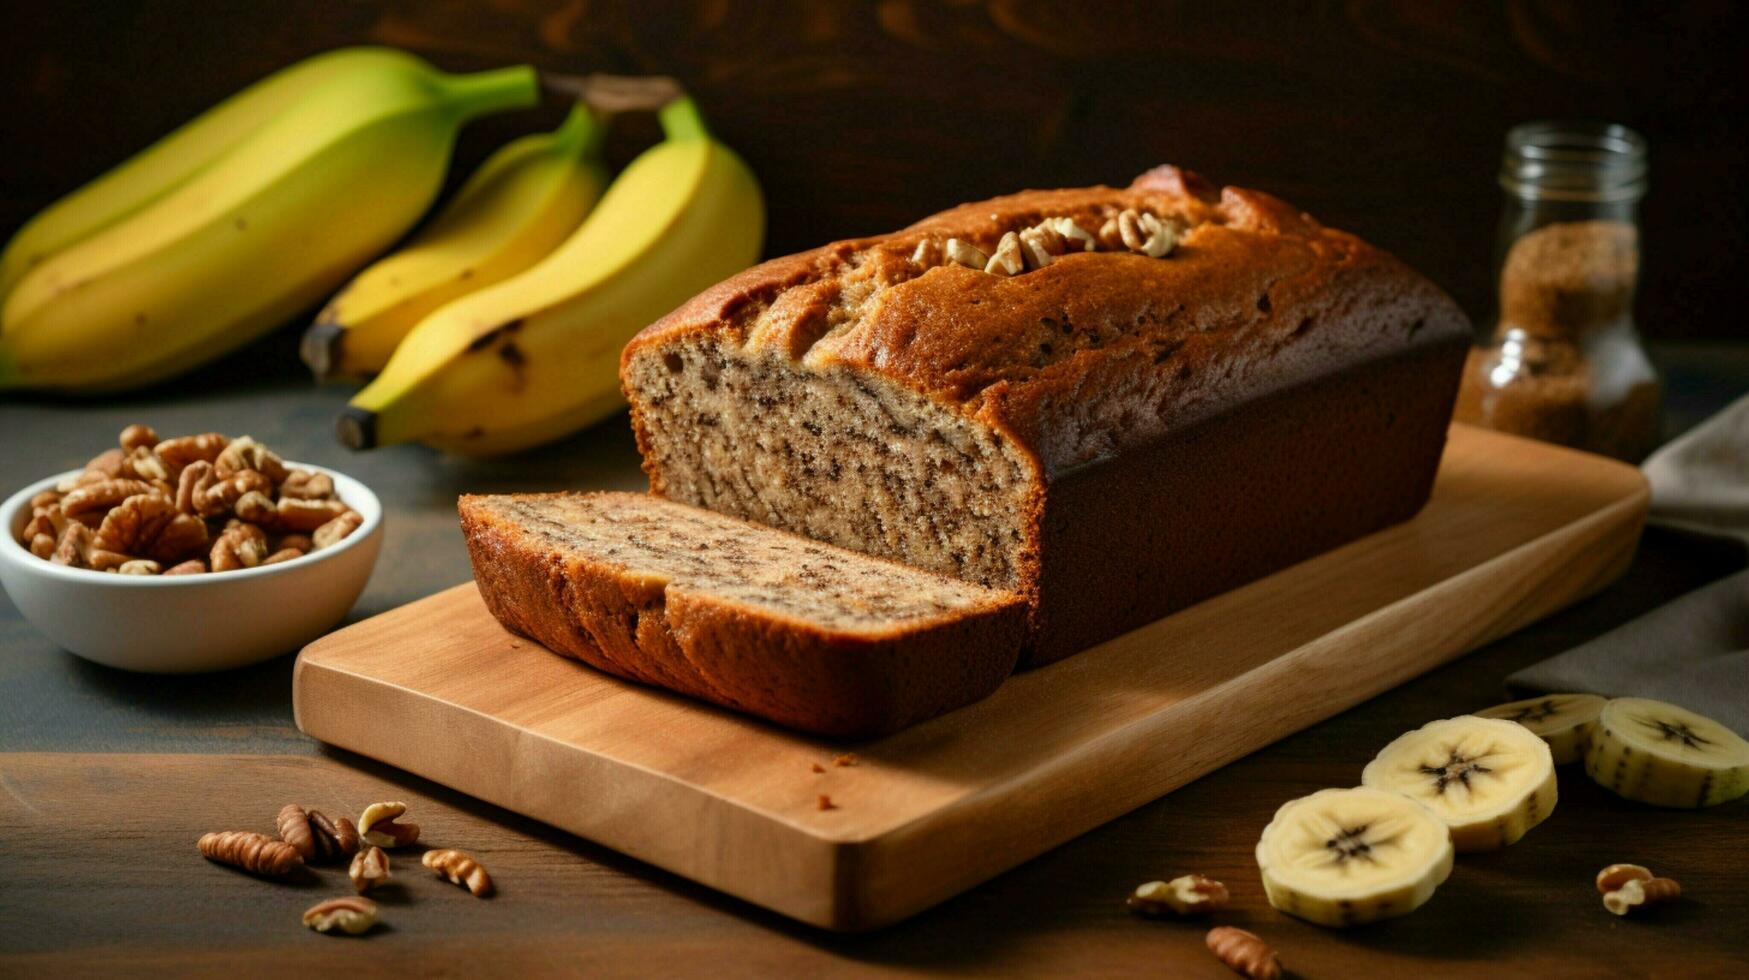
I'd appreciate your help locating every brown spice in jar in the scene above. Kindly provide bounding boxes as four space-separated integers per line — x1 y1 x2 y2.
1499 220 1638 335
1455 220 1660 462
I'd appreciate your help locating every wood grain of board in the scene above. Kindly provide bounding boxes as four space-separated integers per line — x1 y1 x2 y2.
293 425 1648 930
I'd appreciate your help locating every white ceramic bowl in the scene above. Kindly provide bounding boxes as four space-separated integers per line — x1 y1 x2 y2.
0 462 382 673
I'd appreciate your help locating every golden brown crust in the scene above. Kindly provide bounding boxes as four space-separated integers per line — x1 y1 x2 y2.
459 494 1026 737
624 165 1470 478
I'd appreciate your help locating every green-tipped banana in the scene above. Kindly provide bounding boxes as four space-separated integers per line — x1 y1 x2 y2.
0 61 539 392
0 47 429 304
1475 693 1606 765
339 96 763 456
303 104 609 382
1584 697 1749 807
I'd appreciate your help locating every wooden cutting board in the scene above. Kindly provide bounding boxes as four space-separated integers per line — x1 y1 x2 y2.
294 425 1647 931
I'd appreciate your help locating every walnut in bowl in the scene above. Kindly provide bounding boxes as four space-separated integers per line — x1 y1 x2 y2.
0 427 381 672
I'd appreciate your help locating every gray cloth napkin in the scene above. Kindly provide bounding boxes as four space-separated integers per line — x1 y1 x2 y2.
1508 393 1749 735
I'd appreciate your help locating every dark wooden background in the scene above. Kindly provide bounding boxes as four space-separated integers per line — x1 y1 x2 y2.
2 0 1745 341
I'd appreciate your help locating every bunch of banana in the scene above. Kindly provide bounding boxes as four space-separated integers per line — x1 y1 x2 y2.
1583 696 1749 807
1474 692 1605 765
1254 787 1453 927
0 47 426 302
337 94 764 456
1361 715 1557 851
0 53 539 391
303 103 609 381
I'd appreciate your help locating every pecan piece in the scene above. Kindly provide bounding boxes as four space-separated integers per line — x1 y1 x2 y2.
357 801 419 848
56 468 111 493
303 896 378 935
154 433 228 473
1596 863 1653 894
1604 877 1681 916
1017 224 1067 270
163 558 207 575
983 230 1025 276
51 524 95 568
310 810 360 860
233 491 279 527
198 830 301 877
214 436 287 484
423 848 492 897
276 497 347 533
203 470 275 515
86 548 134 572
117 559 161 575
276 533 313 553
1116 208 1181 258
280 469 335 501
60 479 161 517
1041 216 1097 252
276 803 318 862
22 505 66 541
82 448 126 479
262 548 305 565
119 445 170 482
944 237 988 270
313 510 364 549
350 845 391 894
28 533 55 559
1128 875 1230 917
1205 926 1281 980
210 522 268 572
174 460 214 515
119 424 159 452
94 493 209 564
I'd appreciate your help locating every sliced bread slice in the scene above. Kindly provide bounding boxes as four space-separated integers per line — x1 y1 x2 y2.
458 492 1025 737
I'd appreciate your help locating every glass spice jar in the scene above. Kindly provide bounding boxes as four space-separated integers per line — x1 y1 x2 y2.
1454 122 1662 462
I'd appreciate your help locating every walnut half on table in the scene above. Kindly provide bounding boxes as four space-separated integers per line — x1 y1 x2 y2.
17 425 364 576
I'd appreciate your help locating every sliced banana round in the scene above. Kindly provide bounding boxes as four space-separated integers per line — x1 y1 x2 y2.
1255 786 1453 927
1584 697 1749 808
1361 715 1556 851
1475 693 1606 764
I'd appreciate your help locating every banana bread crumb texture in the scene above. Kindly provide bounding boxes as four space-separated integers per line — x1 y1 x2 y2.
459 492 1025 736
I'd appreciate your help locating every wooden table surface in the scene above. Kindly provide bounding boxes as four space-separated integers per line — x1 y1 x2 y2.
2 342 1746 977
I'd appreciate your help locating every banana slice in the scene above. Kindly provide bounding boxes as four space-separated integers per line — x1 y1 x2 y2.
1584 697 1749 808
1361 715 1557 851
1255 787 1453 927
1475 693 1606 764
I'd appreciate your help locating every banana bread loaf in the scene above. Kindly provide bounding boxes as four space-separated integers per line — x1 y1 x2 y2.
621 166 1470 664
459 492 1026 736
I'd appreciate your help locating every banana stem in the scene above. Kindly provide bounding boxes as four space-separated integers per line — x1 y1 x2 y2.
441 65 540 121
657 97 710 141
542 72 685 114
555 103 607 158
337 408 379 451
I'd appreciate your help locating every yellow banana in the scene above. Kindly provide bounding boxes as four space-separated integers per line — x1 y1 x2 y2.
0 62 538 392
339 96 763 456
0 47 429 304
303 103 609 382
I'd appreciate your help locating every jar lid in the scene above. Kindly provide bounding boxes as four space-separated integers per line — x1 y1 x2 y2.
1500 121 1648 203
